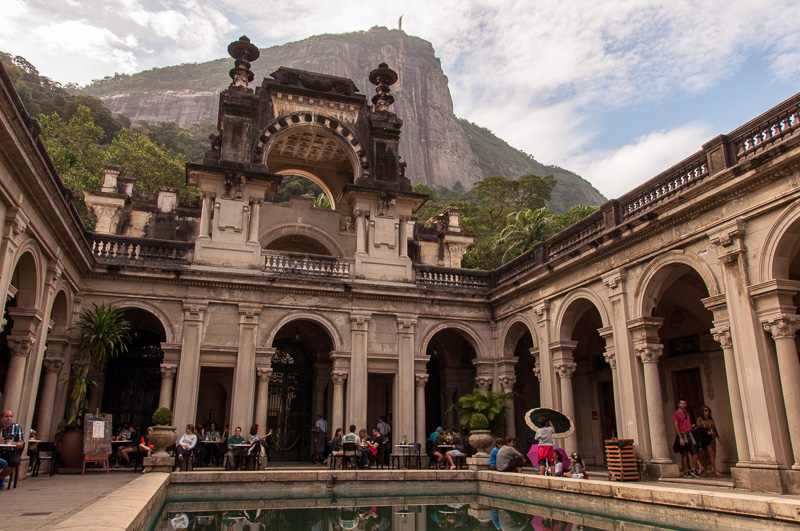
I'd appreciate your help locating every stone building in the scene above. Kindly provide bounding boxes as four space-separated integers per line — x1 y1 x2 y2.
1 37 800 493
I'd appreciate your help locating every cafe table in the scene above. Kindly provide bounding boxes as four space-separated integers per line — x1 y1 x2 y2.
201 439 224 466
392 443 419 469
110 439 131 466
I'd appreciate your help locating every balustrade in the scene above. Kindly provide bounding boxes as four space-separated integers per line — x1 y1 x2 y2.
90 235 192 263
414 266 493 290
263 251 352 278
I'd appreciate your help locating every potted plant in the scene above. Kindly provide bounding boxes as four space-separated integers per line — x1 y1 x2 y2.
149 407 176 457
57 303 130 468
447 388 516 457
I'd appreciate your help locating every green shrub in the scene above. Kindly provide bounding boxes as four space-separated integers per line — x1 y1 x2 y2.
469 413 489 430
152 407 173 426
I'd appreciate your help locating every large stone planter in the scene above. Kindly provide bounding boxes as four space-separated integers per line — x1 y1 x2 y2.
144 425 176 473
468 429 494 457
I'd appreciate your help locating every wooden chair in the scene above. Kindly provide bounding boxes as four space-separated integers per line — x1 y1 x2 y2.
342 442 360 469
31 442 57 477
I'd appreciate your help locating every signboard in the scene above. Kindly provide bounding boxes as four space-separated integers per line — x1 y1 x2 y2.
82 413 112 474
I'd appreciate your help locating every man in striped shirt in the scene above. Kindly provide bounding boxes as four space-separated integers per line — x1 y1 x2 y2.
0 410 24 488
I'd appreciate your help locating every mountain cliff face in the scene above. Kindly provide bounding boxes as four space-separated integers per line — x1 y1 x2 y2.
82 27 605 212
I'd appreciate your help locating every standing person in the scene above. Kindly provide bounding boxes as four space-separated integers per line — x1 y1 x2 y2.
314 415 327 464
672 399 700 478
377 415 391 465
175 424 197 470
564 452 585 478
496 438 524 473
696 405 724 477
0 410 23 489
534 416 555 475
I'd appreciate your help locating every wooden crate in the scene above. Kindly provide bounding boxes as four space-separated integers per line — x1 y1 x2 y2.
605 439 640 481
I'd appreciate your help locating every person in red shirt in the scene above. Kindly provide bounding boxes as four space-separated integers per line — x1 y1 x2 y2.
672 399 700 478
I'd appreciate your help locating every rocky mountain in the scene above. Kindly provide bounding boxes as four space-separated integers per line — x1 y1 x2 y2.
81 27 605 212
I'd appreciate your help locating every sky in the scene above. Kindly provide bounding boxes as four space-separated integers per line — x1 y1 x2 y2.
2 0 800 200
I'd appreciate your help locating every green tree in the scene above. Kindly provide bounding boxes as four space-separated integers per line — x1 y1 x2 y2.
517 173 557 211
107 129 190 196
468 176 518 233
497 208 554 261
312 193 331 209
446 388 517 434
550 204 599 233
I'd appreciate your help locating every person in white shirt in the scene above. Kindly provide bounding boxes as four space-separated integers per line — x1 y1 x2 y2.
174 424 197 470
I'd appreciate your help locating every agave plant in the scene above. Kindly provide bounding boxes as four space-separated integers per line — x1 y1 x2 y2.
446 388 517 434
57 303 130 436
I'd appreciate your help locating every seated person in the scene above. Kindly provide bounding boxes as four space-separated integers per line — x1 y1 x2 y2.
330 428 344 457
245 424 272 470
449 427 471 463
341 425 361 468
496 438 524 473
359 429 378 469
0 410 23 489
193 424 206 466
432 429 455 470
117 429 142 467
564 452 585 479
489 438 504 470
226 426 247 470
370 427 387 465
174 424 198 470
204 422 223 465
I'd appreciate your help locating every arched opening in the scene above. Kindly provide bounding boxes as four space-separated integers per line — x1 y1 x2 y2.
424 329 477 436
267 319 333 462
506 323 538 445
266 234 333 256
268 171 334 210
555 298 611 464
649 266 736 472
99 308 166 431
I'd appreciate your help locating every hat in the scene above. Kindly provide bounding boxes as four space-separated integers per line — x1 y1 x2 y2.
436 426 443 431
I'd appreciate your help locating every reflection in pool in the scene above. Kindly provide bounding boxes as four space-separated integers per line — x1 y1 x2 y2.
155 495 682 530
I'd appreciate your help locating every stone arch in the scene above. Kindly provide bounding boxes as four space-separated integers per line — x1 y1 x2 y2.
9 244 44 309
273 169 338 210
634 250 720 318
417 321 486 360
108 298 175 344
260 223 345 257
499 315 538 357
759 201 800 282
257 113 370 197
264 311 343 352
46 286 72 335
554 288 611 342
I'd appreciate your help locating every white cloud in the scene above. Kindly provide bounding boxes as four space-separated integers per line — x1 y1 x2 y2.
564 123 714 199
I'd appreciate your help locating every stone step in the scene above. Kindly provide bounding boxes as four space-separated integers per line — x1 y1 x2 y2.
659 475 735 488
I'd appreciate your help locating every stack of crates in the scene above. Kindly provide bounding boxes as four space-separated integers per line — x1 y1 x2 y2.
605 438 640 481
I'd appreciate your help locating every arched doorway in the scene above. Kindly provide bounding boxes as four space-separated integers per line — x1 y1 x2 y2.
100 308 166 431
507 323 538 446
268 319 333 462
424 329 477 435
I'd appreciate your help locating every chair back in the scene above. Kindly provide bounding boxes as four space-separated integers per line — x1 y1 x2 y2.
36 442 56 454
413 442 421 455
343 442 359 456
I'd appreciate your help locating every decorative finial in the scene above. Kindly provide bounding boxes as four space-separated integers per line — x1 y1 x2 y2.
368 62 398 112
228 36 260 89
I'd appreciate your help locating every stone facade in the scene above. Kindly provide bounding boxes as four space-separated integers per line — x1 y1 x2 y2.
2 38 800 493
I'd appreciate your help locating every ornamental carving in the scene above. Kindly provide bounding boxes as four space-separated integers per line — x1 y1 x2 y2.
499 375 516 391
414 373 429 387
763 318 800 340
7 337 35 357
603 351 617 370
555 363 576 379
475 376 492 390
160 365 178 380
42 356 64 374
532 367 541 382
331 371 348 385
257 367 273 382
635 345 663 363
712 329 732 349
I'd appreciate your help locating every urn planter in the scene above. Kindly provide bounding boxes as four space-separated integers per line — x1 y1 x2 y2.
468 429 495 457
149 425 177 457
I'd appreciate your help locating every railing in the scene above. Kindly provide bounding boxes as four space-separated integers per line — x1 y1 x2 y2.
547 212 606 259
415 265 493 290
90 234 193 264
263 251 353 278
618 151 709 221
730 94 800 163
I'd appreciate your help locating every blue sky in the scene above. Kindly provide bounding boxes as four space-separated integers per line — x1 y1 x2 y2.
2 0 799 199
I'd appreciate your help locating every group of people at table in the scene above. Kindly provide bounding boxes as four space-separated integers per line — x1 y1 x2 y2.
113 421 272 471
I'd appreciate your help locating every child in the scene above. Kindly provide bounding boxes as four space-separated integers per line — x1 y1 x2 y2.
565 452 585 479
534 416 555 475
553 451 564 477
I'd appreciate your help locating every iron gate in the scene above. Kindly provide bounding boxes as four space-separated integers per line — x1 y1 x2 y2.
267 339 313 462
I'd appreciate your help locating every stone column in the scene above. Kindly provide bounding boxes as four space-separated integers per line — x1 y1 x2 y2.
248 199 262 243
532 302 557 407
173 300 207 431
499 375 516 439
763 316 800 469
347 312 370 430
598 326 621 437
554 362 577 454
255 367 272 434
711 326 750 465
398 216 409 258
158 364 177 409
355 210 368 254
331 371 347 434
396 315 416 448
415 374 428 445
4 335 35 416
636 345 672 463
34 356 64 440
199 192 213 238
231 303 261 431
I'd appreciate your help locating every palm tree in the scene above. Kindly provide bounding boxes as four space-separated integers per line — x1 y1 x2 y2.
446 388 517 434
60 303 130 433
497 208 553 261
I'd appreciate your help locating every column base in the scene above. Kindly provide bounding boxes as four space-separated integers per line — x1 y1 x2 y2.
143 456 174 474
732 465 800 494
467 456 491 471
642 461 680 480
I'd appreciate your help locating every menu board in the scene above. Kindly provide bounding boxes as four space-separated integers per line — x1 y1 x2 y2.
83 413 112 456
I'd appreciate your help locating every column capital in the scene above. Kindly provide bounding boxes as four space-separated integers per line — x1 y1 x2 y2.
350 312 371 331
238 302 262 325
7 336 35 358
555 362 577 379
635 345 664 364
475 375 492 390
532 366 542 382
763 316 800 339
603 351 617 370
160 364 178 380
711 327 733 349
602 268 627 295
415 373 429 387
331 371 348 385
42 356 65 374
5 207 30 238
499 375 516 391
707 218 746 263
257 367 273 382
532 301 550 321
183 300 208 321
396 315 417 333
